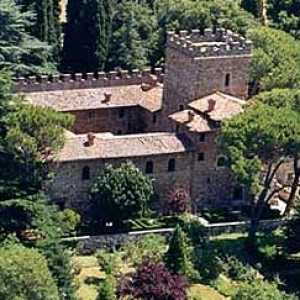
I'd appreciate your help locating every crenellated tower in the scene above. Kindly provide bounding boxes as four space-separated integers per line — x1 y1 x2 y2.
163 28 252 118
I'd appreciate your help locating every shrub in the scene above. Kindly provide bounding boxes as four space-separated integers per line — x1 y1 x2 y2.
121 234 166 267
96 249 122 276
164 225 198 280
89 162 154 224
117 260 188 300
221 256 258 283
232 279 297 300
97 275 117 300
58 209 81 236
166 186 191 215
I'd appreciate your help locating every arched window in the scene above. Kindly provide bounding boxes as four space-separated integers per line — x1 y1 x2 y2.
82 166 90 180
168 158 176 172
145 161 154 174
217 156 227 168
179 104 184 111
225 73 231 87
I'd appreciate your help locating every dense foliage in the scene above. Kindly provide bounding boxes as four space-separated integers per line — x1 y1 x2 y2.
117 260 188 300
0 242 60 300
0 0 55 75
62 0 111 72
90 162 154 224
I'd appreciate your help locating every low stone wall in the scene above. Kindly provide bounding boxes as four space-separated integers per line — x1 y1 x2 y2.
63 218 286 253
63 228 174 254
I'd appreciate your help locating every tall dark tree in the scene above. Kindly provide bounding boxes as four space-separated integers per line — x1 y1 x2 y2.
16 0 62 64
62 0 111 72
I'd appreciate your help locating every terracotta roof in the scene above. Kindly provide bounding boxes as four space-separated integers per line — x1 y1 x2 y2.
189 92 245 121
56 132 194 162
23 84 163 113
169 110 214 133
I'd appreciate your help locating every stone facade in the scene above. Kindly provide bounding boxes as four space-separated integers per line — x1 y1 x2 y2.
16 28 254 214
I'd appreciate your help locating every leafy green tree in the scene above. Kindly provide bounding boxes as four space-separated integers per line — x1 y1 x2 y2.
254 89 300 215
284 205 300 254
89 162 154 224
0 0 55 75
62 0 111 72
248 27 300 94
0 242 59 300
164 225 195 278
233 279 297 300
220 102 300 247
1 103 73 197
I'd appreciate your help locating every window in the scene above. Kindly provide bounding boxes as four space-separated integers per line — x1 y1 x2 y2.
198 152 205 161
225 73 231 87
117 130 122 135
217 156 227 167
199 133 206 142
145 161 154 174
153 114 157 124
168 158 176 172
88 111 96 120
176 124 180 133
119 108 125 119
233 186 244 201
82 166 90 180
179 104 184 111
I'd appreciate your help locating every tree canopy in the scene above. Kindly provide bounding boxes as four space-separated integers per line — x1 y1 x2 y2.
0 242 59 300
0 0 55 76
90 162 154 224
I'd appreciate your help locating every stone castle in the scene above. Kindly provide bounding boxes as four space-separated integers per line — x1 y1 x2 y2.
15 28 253 213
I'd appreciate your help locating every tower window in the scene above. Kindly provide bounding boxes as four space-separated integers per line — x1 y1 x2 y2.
198 152 205 161
233 186 244 200
225 73 231 87
82 166 90 180
145 161 154 174
119 108 125 119
88 111 96 120
168 158 176 172
199 133 206 142
153 114 157 124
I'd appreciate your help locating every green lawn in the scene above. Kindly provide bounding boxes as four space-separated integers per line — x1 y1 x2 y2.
73 255 227 300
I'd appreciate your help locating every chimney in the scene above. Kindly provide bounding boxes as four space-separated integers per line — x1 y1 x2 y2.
207 99 216 113
102 92 112 103
86 133 95 147
188 110 195 122
141 74 158 91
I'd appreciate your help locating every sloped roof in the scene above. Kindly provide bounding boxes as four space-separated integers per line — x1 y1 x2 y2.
23 84 163 113
56 132 194 162
169 110 214 133
189 92 245 121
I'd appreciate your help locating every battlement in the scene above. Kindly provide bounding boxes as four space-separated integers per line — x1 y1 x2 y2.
167 28 252 58
14 68 164 93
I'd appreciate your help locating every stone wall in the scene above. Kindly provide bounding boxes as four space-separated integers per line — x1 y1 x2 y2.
62 218 284 253
14 68 164 93
48 152 194 212
162 29 252 122
68 106 145 135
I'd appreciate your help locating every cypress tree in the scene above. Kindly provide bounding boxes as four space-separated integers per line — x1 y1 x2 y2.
62 0 111 73
164 225 191 276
